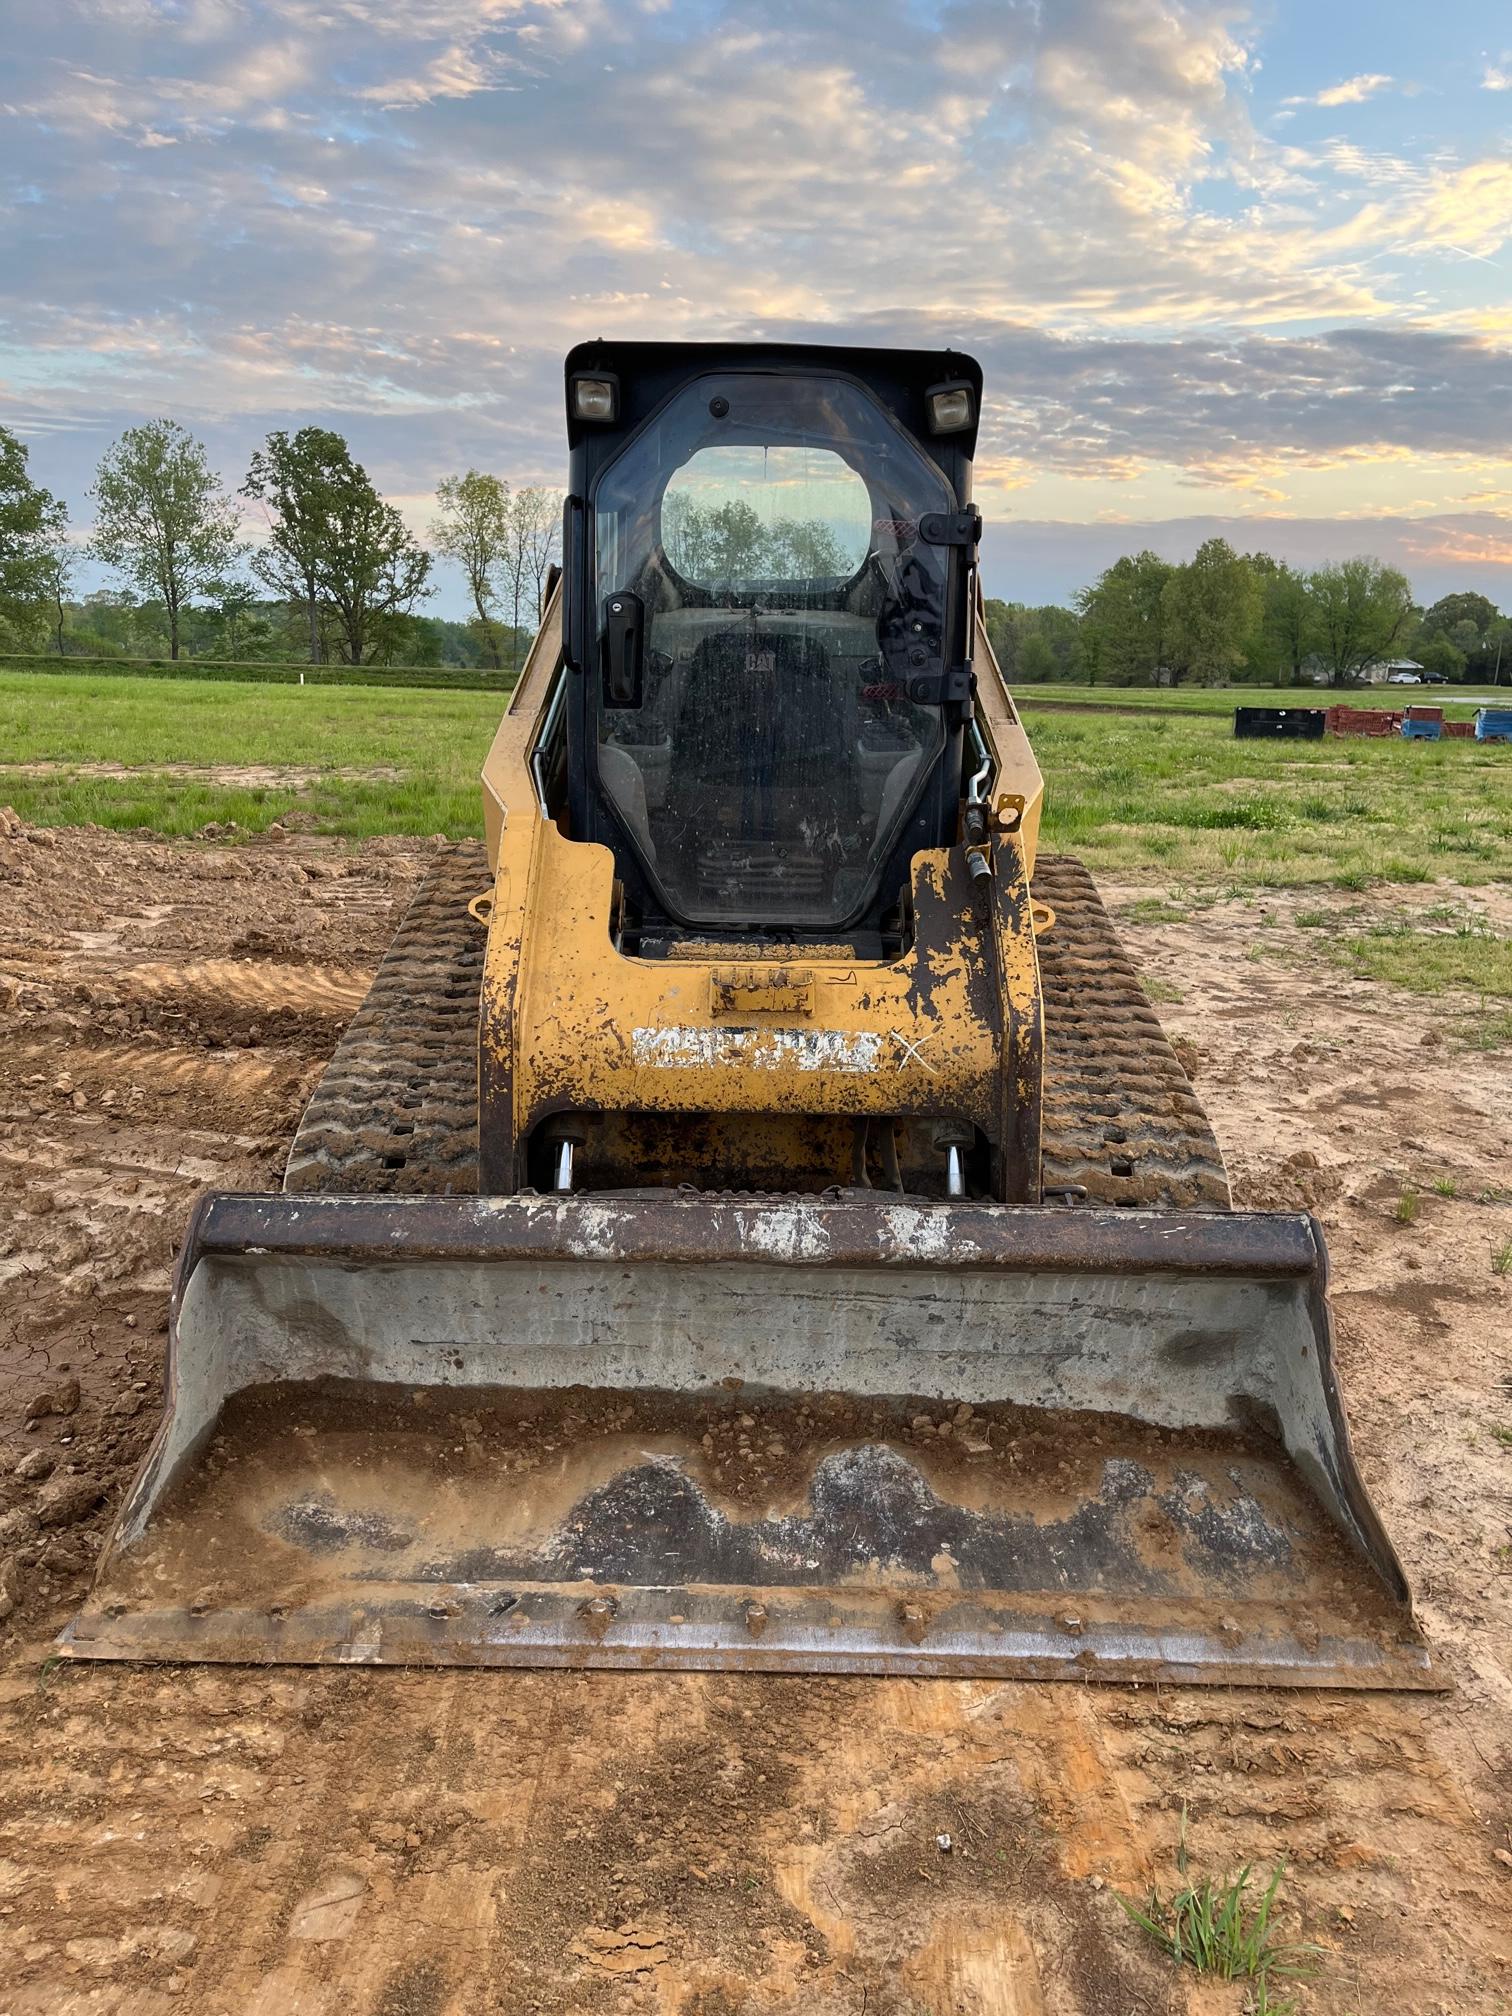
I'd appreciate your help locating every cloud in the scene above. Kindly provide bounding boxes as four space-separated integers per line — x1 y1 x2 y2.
1483 64 1512 92
1 0 1509 597
1314 73 1393 107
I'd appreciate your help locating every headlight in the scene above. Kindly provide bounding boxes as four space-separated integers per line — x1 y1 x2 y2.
570 373 619 423
926 382 974 435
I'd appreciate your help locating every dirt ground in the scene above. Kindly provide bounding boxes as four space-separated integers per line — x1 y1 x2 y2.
0 814 1509 2016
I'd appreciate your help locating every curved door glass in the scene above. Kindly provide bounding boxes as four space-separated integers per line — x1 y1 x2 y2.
593 371 956 929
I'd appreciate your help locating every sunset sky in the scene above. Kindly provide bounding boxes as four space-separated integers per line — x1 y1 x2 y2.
4 0 1511 609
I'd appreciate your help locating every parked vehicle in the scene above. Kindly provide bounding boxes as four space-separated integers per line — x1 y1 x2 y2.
1386 670 1422 685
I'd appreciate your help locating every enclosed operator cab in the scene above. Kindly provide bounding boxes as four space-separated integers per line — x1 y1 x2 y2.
478 341 1046 1201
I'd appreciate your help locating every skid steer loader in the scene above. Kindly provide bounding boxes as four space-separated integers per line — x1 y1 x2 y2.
64 343 1435 1687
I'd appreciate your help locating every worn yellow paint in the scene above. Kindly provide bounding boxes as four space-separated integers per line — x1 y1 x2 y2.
477 580 1048 1195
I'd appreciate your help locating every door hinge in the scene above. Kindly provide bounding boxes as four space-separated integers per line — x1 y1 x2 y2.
919 506 982 549
904 662 975 707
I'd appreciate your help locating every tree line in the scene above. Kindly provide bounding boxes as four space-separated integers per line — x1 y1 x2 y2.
988 539 1511 689
662 493 857 581
0 418 561 671
3 425 1507 684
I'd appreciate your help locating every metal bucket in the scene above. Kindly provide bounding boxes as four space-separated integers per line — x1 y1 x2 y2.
61 1193 1437 1689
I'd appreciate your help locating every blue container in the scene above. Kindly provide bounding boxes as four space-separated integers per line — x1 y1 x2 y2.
1475 706 1512 743
1399 717 1442 740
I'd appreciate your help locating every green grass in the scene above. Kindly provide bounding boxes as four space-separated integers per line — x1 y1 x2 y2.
1433 1176 1458 1198
1493 1241 1512 1279
1458 1007 1512 1051
1034 708 1512 890
0 671 502 838
1142 977 1186 1003
1117 1813 1318 2003
1 650 516 693
1396 1190 1420 1225
2 670 1511 892
1333 916 1512 998
1017 683 1496 716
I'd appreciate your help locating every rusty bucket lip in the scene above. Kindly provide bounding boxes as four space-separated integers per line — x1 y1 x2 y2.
60 1585 1442 1690
178 1189 1326 1277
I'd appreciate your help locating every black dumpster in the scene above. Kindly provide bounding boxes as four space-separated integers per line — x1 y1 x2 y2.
1234 707 1327 739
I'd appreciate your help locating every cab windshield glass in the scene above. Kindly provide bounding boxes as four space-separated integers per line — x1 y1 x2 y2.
593 371 954 930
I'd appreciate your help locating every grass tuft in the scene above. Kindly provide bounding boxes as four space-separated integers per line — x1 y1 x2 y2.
1395 1190 1420 1225
1432 1176 1458 1198
1493 1241 1512 1279
1117 1810 1318 1997
1458 1007 1512 1051
1142 977 1185 1003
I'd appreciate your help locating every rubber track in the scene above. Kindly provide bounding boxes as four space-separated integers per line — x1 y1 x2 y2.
1033 856 1230 1210
284 849 1230 1210
282 844 488 1196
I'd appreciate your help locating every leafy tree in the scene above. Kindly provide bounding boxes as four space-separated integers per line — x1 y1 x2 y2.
380 611 443 666
1162 538 1260 685
661 496 840 591
984 599 1083 683
1257 564 1322 689
1076 551 1174 684
1305 558 1413 686
1017 632 1061 683
244 429 431 666
89 421 240 660
1417 635 1466 680
432 471 511 667
1421 591 1497 640
0 425 69 649
318 473 432 665
1411 591 1510 680
663 491 715 579
197 578 272 660
244 428 354 664
765 515 848 579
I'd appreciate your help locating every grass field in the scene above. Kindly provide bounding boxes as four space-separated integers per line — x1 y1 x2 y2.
0 671 498 838
2 669 1509 892
1015 684 1506 714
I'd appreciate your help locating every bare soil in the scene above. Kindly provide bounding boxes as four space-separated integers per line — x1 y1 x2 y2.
0 819 1508 2015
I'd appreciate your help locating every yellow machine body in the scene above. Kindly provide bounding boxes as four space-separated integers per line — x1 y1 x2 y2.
478 593 1049 1200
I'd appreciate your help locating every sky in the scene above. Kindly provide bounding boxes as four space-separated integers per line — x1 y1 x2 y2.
3 0 1512 614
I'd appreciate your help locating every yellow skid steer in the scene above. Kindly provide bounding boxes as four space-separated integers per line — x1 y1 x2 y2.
65 343 1434 1688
